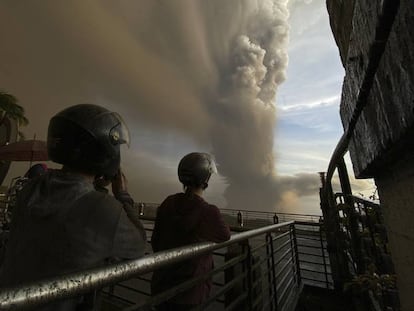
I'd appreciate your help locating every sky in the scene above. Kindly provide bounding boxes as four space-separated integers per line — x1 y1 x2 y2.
277 0 345 175
0 0 375 215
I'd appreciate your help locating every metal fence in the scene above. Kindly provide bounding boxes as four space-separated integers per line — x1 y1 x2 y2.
294 222 333 289
335 193 394 277
133 204 322 230
103 223 303 311
220 209 322 229
138 214 332 293
136 204 331 292
0 221 304 311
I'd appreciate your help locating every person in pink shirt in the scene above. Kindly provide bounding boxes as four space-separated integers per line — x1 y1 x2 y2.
151 152 231 311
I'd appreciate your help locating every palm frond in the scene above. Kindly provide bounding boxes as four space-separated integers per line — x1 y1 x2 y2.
18 131 26 141
0 90 29 127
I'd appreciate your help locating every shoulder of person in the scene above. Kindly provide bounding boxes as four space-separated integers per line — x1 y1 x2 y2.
159 193 181 206
81 190 124 214
202 202 221 214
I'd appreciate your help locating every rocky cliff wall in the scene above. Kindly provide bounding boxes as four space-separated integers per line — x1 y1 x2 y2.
326 0 356 64
327 2 414 309
327 0 414 178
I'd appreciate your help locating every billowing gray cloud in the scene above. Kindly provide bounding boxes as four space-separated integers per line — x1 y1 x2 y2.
1 0 343 213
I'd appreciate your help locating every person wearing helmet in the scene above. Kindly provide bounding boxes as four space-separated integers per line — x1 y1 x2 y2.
151 152 231 310
0 104 147 310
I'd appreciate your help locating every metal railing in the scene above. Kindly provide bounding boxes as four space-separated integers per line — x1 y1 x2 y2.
138 205 331 292
335 193 394 276
0 221 304 311
134 204 322 231
220 209 322 229
295 222 333 289
102 221 331 310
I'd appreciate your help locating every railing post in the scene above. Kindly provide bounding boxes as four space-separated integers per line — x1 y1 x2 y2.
138 203 145 216
237 211 244 227
266 233 278 311
362 204 380 269
225 243 247 310
320 174 351 290
319 224 330 289
291 224 302 286
242 242 253 311
338 158 364 274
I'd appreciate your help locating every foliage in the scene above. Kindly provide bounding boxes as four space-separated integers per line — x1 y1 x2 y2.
344 264 397 296
0 91 29 140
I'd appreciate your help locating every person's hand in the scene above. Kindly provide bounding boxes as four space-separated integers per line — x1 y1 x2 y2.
94 176 111 189
112 168 128 195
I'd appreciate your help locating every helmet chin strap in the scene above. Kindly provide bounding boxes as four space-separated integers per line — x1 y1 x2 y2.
202 173 212 190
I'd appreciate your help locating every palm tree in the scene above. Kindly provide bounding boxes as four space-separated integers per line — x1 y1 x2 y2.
0 91 29 140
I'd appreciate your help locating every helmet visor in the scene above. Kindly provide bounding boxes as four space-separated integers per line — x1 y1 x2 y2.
209 158 218 174
109 113 130 147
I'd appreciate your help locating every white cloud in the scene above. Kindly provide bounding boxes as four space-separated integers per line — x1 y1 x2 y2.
278 95 340 111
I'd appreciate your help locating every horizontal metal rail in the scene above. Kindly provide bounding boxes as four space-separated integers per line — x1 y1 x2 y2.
274 238 292 254
131 255 249 310
294 222 332 289
298 251 325 258
335 193 380 209
221 208 322 224
301 276 333 285
136 204 322 223
0 221 294 310
299 259 329 267
150 219 330 293
113 225 300 310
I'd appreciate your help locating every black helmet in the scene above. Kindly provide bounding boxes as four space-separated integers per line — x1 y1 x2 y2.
178 152 217 189
47 104 130 178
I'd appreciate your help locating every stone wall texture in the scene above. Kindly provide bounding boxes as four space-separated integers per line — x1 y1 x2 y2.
328 0 414 178
328 1 414 310
326 0 356 64
376 159 414 311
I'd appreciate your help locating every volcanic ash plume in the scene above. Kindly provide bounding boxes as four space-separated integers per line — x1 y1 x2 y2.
0 0 316 211
122 0 294 211
204 1 291 210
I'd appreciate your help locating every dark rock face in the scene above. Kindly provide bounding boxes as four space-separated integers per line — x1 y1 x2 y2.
328 0 414 178
326 0 356 64
327 2 414 310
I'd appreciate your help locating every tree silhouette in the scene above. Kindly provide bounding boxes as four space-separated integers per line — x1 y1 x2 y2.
0 91 29 140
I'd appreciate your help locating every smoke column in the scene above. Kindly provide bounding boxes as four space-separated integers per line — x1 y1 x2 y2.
120 0 292 210
0 0 324 211
203 2 290 210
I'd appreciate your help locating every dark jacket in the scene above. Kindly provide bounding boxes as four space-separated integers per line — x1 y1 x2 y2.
0 170 146 310
151 193 231 305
